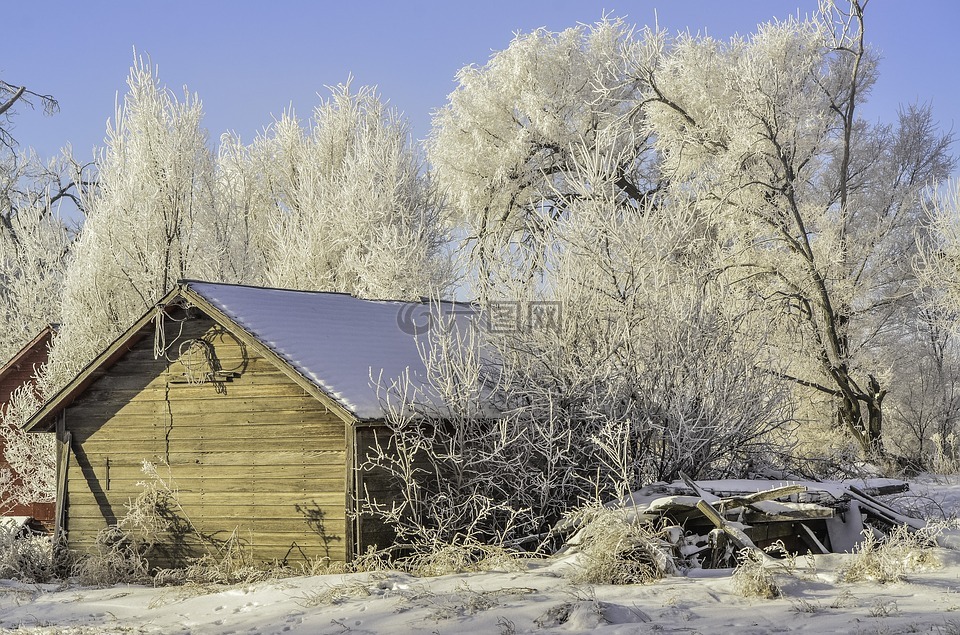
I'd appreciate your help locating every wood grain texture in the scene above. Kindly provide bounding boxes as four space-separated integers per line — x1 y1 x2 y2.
62 313 352 566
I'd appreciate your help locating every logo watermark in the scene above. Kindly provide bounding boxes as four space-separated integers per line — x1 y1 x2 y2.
396 301 562 336
486 300 562 333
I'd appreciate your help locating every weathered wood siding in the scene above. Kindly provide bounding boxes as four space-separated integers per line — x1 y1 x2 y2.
63 312 349 566
353 426 398 555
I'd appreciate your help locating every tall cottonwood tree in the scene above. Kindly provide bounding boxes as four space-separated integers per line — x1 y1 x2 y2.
428 19 658 295
0 158 73 361
253 83 449 299
48 57 220 382
0 76 73 360
362 145 795 549
0 80 71 512
431 4 953 460
0 167 70 518
638 2 953 457
919 181 960 319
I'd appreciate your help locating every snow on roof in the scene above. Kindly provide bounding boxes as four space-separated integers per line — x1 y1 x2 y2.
185 281 477 421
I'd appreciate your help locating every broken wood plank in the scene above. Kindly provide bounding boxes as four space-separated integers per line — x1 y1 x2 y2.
716 485 809 512
846 486 925 530
679 472 720 503
54 429 71 545
798 523 829 554
737 506 835 524
694 500 771 561
855 480 910 497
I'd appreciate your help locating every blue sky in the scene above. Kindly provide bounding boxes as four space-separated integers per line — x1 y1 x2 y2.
4 1 958 167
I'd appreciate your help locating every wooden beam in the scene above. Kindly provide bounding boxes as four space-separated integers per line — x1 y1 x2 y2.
716 485 809 512
798 523 829 554
846 486 926 531
695 499 769 559
53 427 71 545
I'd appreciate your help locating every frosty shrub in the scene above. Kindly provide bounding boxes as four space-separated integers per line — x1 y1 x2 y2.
0 524 55 583
400 540 524 578
72 524 152 587
839 525 942 584
932 433 960 475
74 462 205 586
731 549 782 599
152 530 270 587
296 579 375 608
0 383 57 515
348 547 394 574
563 506 674 585
72 463 179 585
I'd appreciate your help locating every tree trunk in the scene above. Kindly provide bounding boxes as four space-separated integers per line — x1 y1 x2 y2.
839 395 885 460
835 369 886 460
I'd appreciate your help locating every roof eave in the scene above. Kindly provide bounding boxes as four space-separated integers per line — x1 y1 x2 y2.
21 288 184 433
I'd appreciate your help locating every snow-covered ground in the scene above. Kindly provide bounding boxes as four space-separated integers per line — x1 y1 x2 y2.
3 477 960 635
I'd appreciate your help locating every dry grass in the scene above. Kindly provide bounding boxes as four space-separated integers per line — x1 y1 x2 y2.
563 506 674 585
72 525 151 587
0 525 54 583
731 548 782 599
839 524 942 584
398 541 524 578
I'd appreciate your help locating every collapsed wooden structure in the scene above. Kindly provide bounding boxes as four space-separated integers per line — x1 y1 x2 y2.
606 474 922 567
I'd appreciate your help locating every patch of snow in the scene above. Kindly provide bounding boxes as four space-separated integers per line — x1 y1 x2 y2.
3 476 960 633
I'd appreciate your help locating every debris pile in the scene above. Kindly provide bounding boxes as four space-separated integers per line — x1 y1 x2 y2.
563 473 925 570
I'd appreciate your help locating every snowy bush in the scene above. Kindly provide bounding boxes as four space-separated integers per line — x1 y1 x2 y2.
153 530 271 587
0 382 57 516
72 464 180 586
932 433 960 475
400 540 523 578
839 525 942 584
73 461 249 587
563 506 674 585
731 548 785 599
72 524 152 587
0 524 55 583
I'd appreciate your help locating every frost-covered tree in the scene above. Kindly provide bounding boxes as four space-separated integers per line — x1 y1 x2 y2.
213 133 272 286
363 145 794 550
0 161 70 517
253 83 449 299
49 57 220 380
429 3 953 461
638 2 953 457
429 19 657 293
0 155 74 361
912 182 960 469
0 79 58 152
919 181 960 319
0 75 73 361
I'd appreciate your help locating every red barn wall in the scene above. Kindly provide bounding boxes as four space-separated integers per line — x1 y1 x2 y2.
0 329 55 524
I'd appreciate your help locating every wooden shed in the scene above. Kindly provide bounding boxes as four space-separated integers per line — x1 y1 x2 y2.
0 325 56 525
23 281 464 566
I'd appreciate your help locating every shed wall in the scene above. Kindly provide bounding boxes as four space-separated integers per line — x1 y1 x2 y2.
63 313 348 566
